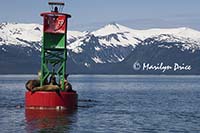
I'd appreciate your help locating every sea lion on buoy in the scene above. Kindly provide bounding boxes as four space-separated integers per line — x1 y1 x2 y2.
31 85 60 93
25 79 49 91
64 81 73 92
25 71 49 91
25 80 40 91
49 74 58 85
60 74 76 92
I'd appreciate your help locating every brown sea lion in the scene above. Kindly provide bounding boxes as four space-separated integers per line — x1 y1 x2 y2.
25 79 48 91
64 81 73 92
31 85 60 93
49 75 58 85
25 80 40 91
60 74 76 92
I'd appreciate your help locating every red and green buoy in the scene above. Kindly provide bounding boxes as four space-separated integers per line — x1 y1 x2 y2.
25 2 78 110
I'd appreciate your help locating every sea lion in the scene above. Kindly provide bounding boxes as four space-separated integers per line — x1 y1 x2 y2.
25 79 48 91
31 85 60 93
49 75 58 85
25 80 40 91
64 81 74 92
60 74 76 92
26 73 75 92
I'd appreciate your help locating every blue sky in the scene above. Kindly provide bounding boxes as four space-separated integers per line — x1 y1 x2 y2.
1 0 200 31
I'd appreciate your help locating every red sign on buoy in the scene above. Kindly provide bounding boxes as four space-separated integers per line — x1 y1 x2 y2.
41 12 71 34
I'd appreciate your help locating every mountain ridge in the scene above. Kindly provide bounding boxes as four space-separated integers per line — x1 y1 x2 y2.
1 22 200 74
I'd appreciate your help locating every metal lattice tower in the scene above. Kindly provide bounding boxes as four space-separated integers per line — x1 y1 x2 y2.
40 2 71 90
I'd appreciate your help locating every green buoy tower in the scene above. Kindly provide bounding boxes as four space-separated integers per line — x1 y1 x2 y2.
25 1 78 110
40 2 71 90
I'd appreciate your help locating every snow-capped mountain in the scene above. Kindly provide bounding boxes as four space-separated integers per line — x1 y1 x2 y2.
67 23 140 66
1 22 200 74
67 23 200 67
118 34 200 75
0 22 42 51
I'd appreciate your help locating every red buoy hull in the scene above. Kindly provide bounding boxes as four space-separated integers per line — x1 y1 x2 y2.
25 91 78 110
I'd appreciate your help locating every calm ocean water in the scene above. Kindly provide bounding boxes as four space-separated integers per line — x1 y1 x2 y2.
0 75 200 132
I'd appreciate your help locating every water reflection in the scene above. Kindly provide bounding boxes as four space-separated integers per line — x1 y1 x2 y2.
25 109 77 132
